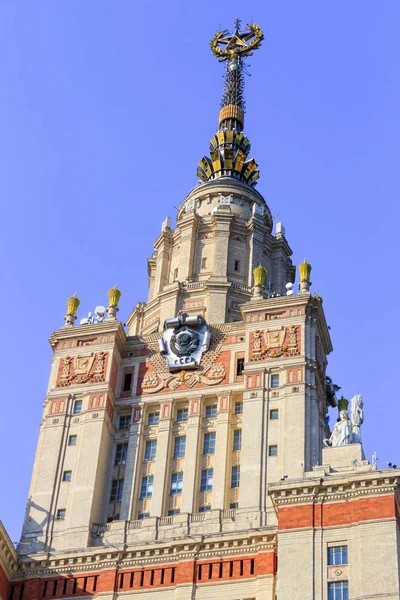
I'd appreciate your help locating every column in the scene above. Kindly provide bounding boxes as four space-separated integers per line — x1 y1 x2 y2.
177 211 199 281
153 229 173 294
120 404 143 520
151 401 173 516
213 392 231 509
181 396 202 514
210 206 234 280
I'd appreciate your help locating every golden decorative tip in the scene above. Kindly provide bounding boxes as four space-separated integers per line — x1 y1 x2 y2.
338 396 349 413
313 293 323 303
108 285 122 307
67 293 80 316
299 259 312 283
253 264 267 287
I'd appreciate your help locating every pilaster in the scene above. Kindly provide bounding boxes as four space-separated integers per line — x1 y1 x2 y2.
213 393 231 509
181 397 202 514
151 402 173 516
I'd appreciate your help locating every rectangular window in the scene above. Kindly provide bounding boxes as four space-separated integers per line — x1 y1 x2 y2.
176 408 188 422
328 546 348 566
56 509 66 520
201 257 207 269
140 475 154 498
269 445 278 456
236 358 245 376
62 471 71 482
173 268 179 280
270 409 279 420
144 440 157 462
234 259 240 272
170 472 183 495
73 400 82 414
231 465 240 488
200 468 213 492
119 415 131 430
271 374 280 388
173 436 186 458
233 429 242 451
205 404 217 418
230 502 238 509
203 432 216 454
110 478 124 502
168 509 180 516
123 373 132 392
234 401 243 415
199 505 211 513
148 412 160 426
137 512 150 520
328 581 348 600
115 443 128 465
68 435 77 446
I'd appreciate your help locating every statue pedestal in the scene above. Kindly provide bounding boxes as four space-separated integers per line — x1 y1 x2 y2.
322 444 364 470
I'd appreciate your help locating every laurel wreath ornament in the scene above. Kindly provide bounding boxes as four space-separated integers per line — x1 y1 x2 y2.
210 24 264 62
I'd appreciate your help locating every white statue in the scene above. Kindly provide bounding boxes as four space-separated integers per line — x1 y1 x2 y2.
350 394 363 444
324 410 352 447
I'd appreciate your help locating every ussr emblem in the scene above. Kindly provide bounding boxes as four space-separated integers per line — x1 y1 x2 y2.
158 313 211 372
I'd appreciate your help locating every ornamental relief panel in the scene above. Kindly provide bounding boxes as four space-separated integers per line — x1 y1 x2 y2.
57 352 108 387
250 325 301 361
137 325 229 395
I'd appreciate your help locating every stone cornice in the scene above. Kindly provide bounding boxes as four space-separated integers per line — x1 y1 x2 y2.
15 530 276 578
49 321 126 353
269 471 400 507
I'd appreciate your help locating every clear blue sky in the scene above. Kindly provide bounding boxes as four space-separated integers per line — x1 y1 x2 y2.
0 1 399 543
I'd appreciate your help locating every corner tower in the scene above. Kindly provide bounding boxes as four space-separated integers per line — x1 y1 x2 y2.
128 21 294 335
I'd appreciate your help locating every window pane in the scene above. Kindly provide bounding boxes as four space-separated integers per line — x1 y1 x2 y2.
271 375 280 388
328 581 348 600
199 505 211 513
148 412 160 426
328 546 348 566
140 476 153 498
203 432 216 454
230 502 238 509
119 415 131 430
270 409 279 420
205 405 217 418
231 465 240 488
200 468 213 491
233 429 242 451
269 445 278 456
62 471 71 482
68 435 77 446
144 440 157 462
170 472 183 495
234 402 243 414
138 513 150 520
174 436 186 458
115 443 128 465
73 401 82 414
177 408 188 422
236 359 244 376
168 509 180 516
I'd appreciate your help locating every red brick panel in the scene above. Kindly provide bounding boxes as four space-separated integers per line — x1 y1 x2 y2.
278 495 397 530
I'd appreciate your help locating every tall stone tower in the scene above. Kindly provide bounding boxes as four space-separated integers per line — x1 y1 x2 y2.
6 21 400 600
